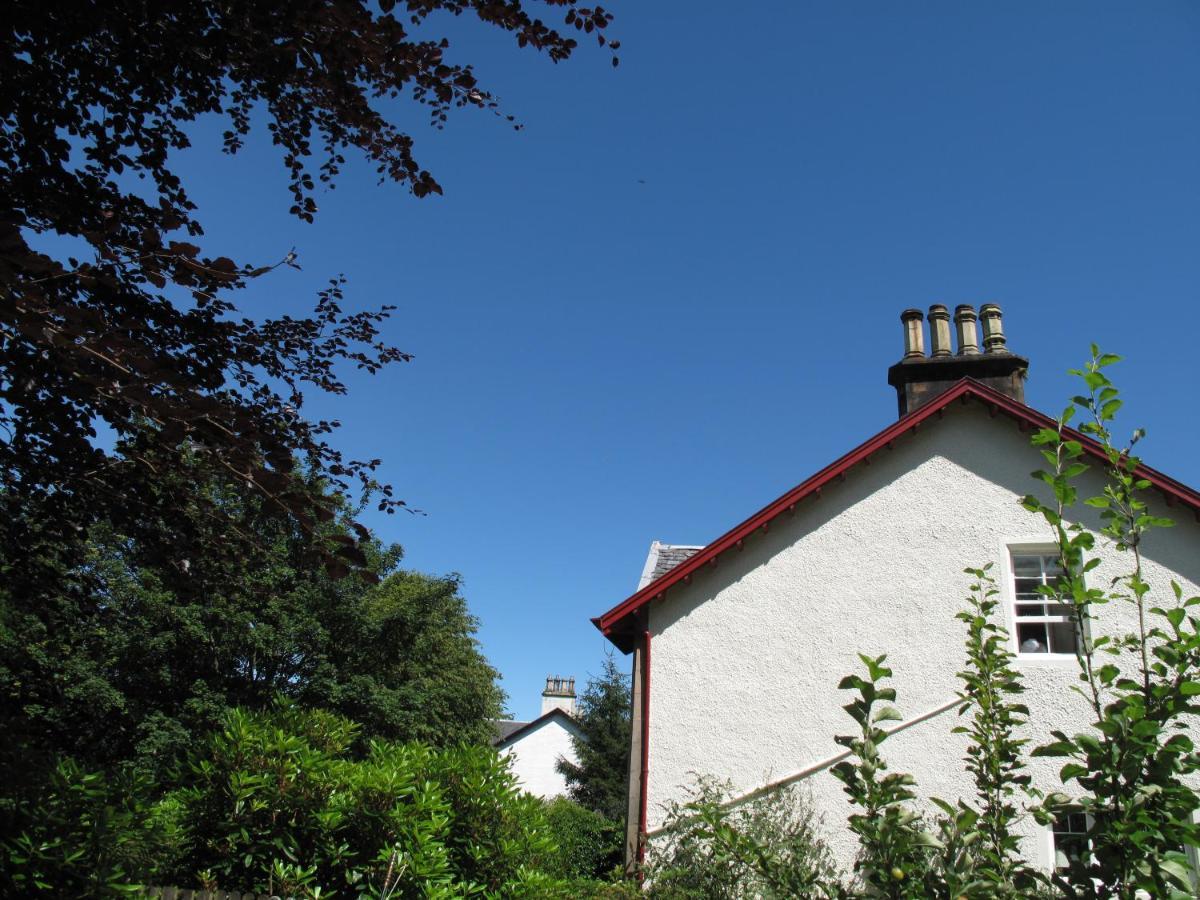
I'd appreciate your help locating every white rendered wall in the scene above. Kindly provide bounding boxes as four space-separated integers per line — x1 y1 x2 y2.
643 404 1200 871
500 716 581 799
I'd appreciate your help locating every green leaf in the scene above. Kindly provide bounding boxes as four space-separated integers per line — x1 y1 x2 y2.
872 706 902 724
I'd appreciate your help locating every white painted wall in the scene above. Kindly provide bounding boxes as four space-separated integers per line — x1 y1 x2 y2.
643 403 1200 870
500 715 582 799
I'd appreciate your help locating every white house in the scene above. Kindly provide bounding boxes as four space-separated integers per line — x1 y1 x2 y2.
492 676 584 799
592 304 1200 874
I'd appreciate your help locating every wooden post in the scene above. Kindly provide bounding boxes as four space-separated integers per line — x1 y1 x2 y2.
623 636 645 873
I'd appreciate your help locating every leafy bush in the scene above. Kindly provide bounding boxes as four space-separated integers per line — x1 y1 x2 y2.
542 796 624 880
168 698 564 896
0 758 173 896
645 775 840 898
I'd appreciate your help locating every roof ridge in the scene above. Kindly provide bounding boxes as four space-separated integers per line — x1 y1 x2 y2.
593 378 1200 651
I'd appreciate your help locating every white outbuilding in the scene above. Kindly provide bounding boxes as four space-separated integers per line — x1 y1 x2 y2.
593 304 1200 875
492 676 583 799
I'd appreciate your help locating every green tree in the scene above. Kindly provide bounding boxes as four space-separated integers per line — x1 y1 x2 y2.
305 569 506 748
831 654 939 898
1023 348 1200 899
939 564 1036 896
558 655 632 822
0 467 503 803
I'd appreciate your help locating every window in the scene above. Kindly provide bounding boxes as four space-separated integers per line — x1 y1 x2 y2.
1051 812 1088 871
1011 552 1079 656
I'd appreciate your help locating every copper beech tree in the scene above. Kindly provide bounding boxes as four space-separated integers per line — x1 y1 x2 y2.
0 1 618 592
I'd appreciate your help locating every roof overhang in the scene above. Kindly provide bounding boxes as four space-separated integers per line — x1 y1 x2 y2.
593 377 1200 652
492 707 582 749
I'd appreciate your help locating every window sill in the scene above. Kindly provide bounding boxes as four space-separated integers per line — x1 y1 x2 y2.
1015 653 1079 667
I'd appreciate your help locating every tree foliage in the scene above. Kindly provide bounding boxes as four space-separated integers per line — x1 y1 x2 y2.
1023 348 1200 899
1 0 618 596
3 700 566 897
0 466 504 812
830 655 939 897
945 565 1036 896
558 655 632 822
541 797 625 883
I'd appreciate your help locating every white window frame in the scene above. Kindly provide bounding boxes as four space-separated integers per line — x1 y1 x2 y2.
1043 811 1200 887
1001 542 1081 663
1045 810 1090 873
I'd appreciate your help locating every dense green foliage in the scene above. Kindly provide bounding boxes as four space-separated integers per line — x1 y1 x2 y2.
171 701 560 896
4 702 575 897
542 797 625 882
0 474 503 799
0 759 165 896
558 655 633 821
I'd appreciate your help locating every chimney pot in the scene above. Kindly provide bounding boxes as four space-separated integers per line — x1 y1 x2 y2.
979 303 1008 354
953 305 980 355
900 308 925 359
927 305 952 357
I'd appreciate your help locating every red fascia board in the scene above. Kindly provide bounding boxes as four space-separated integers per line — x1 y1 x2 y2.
594 378 1200 643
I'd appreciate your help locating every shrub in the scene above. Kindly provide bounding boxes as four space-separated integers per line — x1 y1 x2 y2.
645 775 840 898
169 698 564 896
542 796 624 880
0 758 170 896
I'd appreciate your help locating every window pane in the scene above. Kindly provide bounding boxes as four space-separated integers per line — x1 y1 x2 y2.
1047 603 1073 618
1053 813 1088 870
1013 555 1043 577
1042 556 1065 576
1015 602 1046 617
1017 622 1048 654
1048 620 1078 654
1014 576 1043 598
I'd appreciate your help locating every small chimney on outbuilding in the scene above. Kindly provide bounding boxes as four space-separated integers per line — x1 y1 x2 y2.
886 303 1028 417
541 675 576 717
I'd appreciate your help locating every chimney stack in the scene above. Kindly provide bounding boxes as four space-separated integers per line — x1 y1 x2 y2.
541 675 577 717
886 303 1028 417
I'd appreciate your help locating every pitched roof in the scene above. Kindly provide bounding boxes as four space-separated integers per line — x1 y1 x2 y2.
593 377 1200 652
637 541 704 590
491 707 582 749
490 719 529 743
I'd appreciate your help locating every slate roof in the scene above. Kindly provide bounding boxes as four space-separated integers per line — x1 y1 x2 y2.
490 708 582 749
490 719 529 744
637 541 704 590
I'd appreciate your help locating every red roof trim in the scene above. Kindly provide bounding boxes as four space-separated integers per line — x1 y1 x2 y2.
594 378 1200 642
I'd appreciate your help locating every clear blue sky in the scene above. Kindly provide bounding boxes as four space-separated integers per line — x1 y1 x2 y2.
170 1 1200 720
